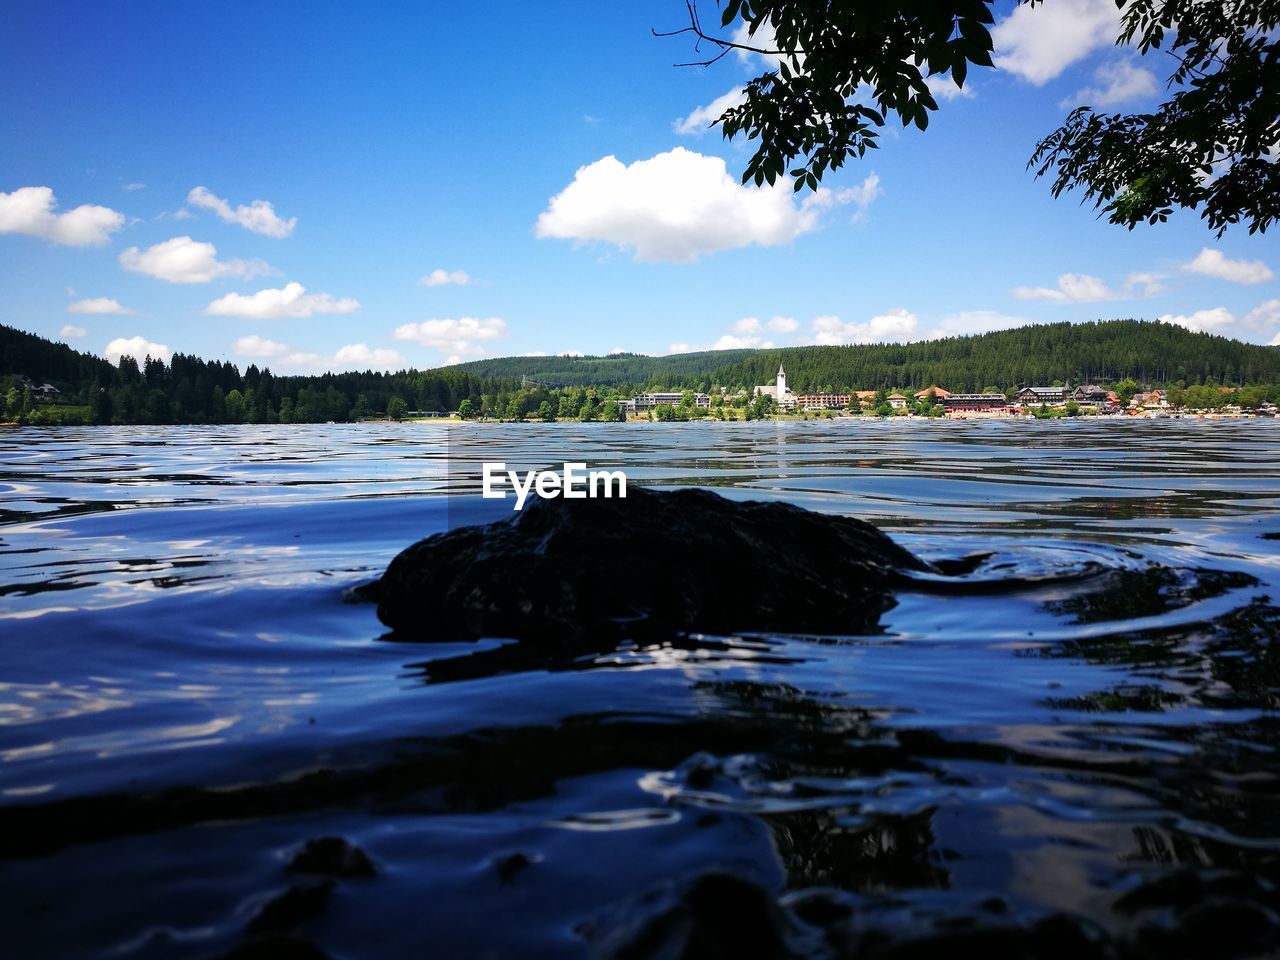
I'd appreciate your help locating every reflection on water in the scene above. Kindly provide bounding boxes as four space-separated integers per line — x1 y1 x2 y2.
0 421 1278 958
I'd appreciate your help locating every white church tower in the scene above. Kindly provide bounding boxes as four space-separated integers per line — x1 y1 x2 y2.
776 363 787 398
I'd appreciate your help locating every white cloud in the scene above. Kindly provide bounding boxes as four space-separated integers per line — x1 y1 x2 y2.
67 297 135 315
732 315 798 337
1068 60 1158 107
391 317 508 357
673 86 746 135
233 335 291 358
926 73 976 101
1245 299 1280 333
187 186 296 238
1125 272 1166 296
923 310 1026 340
810 308 918 345
1011 273 1117 302
60 324 87 339
712 333 775 350
119 236 273 284
1159 307 1235 333
992 0 1120 85
420 268 474 288
0 186 125 246
233 335 403 372
123 182 146 192
204 281 360 319
104 335 171 365
1181 248 1274 284
804 173 881 224
731 20 795 71
333 343 403 368
535 148 878 263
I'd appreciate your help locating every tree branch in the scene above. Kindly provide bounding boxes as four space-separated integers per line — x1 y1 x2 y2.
652 0 803 68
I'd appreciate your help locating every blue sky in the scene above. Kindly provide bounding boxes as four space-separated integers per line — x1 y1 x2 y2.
1 0 1277 373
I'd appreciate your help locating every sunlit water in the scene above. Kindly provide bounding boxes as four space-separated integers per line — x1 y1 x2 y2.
1 421 1277 958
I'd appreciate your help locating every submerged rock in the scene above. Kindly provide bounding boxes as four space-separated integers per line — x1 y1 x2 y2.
286 836 377 879
365 486 931 642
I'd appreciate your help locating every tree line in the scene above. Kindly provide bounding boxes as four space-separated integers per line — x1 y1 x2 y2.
4 319 1279 425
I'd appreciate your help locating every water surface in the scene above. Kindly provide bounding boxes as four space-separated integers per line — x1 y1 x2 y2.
1 421 1278 957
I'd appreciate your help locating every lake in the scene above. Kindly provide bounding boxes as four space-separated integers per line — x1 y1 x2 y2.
1 420 1278 958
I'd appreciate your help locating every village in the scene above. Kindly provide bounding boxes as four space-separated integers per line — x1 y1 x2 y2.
617 365 1279 420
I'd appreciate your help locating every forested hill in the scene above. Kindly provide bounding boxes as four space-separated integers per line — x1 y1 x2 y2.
447 349 756 387
0 323 514 424
446 320 1280 391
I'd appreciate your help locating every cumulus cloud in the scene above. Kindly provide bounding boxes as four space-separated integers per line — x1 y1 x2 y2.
673 86 746 135
67 297 135 315
923 310 1026 340
332 344 404 368
1158 307 1235 333
1011 273 1117 302
810 308 918 345
187 186 296 238
391 317 508 357
420 268 474 287
926 73 976 101
992 0 1121 85
233 335 403 371
733 315 799 335
1125 272 1166 296
60 324 87 339
104 335 171 365
119 236 273 284
204 281 360 319
0 186 125 246
233 335 291 358
712 333 775 350
1067 60 1158 107
535 148 879 263
805 173 881 224
1181 248 1274 284
1245 299 1280 334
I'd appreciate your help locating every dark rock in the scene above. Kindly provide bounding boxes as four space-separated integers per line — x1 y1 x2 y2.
286 836 377 879
494 851 537 885
366 486 930 642
584 871 791 960
245 882 333 936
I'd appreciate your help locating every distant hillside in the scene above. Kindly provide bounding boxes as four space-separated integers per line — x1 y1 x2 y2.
443 320 1280 392
447 349 756 387
0 323 117 388
3 318 1278 425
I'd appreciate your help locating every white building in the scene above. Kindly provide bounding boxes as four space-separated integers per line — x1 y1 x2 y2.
627 391 710 412
753 364 796 409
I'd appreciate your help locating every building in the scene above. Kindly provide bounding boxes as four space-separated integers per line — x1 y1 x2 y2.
753 364 796 409
887 393 909 410
1015 386 1067 406
1069 384 1116 409
627 391 710 412
943 393 1008 413
794 393 851 411
32 383 60 399
914 386 951 400
1129 389 1167 410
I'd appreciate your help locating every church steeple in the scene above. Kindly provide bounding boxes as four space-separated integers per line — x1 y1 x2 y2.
776 363 786 397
